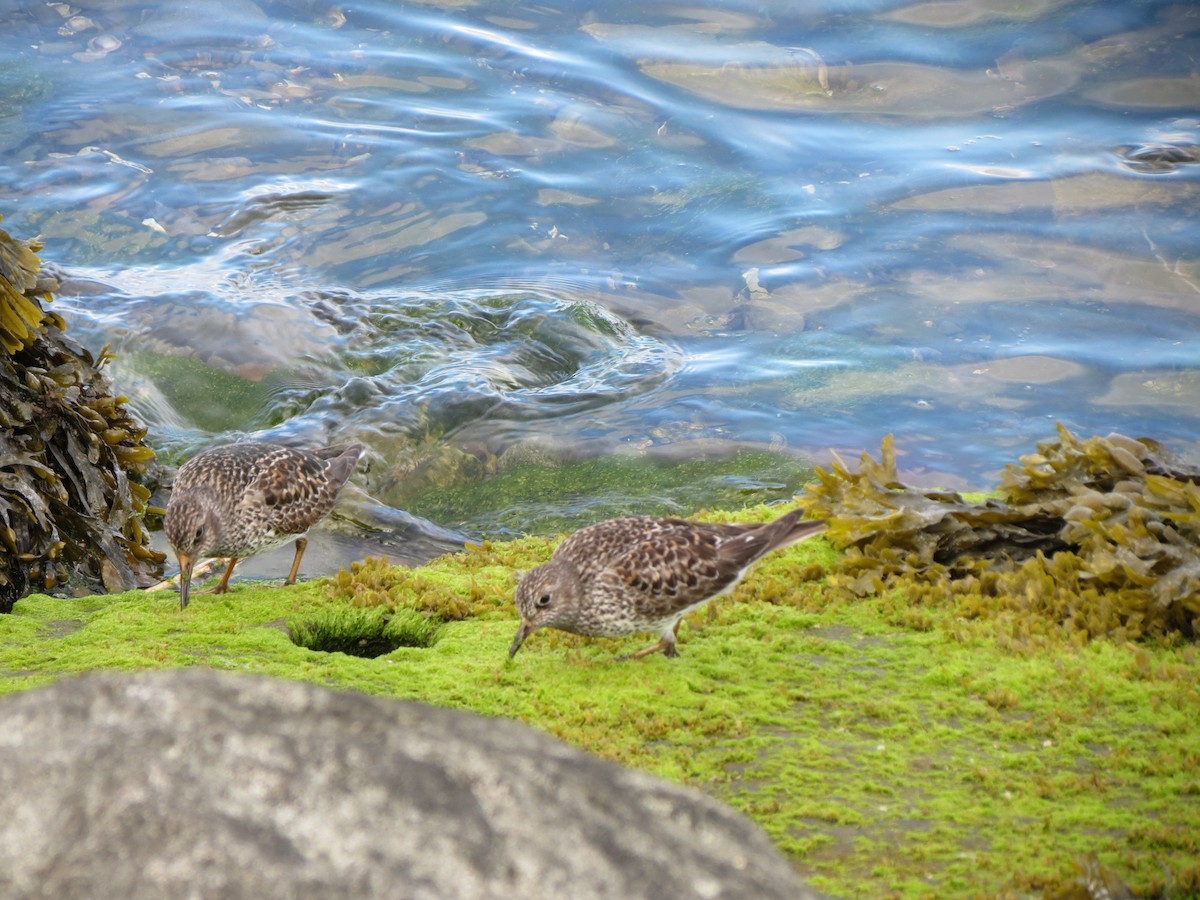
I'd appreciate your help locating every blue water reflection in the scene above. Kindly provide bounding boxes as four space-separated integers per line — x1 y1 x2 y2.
1 0 1197 550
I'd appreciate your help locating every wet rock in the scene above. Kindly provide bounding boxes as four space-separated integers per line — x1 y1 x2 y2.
1095 369 1200 414
735 295 808 334
1116 143 1200 174
947 355 1086 385
132 0 268 44
733 226 843 264
0 669 822 900
497 438 577 470
379 443 489 506
880 0 1075 27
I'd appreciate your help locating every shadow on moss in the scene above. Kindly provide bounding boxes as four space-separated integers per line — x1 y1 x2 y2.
289 605 441 657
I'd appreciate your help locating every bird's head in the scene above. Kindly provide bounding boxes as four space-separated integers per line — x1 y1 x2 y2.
508 559 583 657
164 493 222 611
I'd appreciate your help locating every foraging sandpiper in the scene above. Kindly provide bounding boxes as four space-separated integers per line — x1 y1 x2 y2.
164 441 363 609
509 509 826 659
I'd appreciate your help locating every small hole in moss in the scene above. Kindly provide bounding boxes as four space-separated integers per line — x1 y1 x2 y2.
288 606 441 658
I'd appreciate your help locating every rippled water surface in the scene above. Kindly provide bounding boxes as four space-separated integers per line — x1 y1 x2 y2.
2 0 1198 561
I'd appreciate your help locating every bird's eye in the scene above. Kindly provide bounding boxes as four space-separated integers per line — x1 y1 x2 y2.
536 593 552 609
193 525 205 543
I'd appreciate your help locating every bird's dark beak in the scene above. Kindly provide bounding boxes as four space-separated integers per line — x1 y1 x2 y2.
177 554 193 611
509 619 533 657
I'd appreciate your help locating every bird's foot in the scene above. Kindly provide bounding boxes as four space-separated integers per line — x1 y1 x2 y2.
616 639 678 661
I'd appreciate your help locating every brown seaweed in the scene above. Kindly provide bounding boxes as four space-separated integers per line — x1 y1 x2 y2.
0 218 164 608
802 425 1200 641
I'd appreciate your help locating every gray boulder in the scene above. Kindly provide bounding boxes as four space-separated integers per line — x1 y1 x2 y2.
0 668 822 899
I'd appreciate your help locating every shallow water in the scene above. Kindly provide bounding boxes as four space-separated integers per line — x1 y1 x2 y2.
2 0 1198 565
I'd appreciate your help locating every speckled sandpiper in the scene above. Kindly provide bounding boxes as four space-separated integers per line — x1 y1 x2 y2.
164 441 364 610
509 508 827 659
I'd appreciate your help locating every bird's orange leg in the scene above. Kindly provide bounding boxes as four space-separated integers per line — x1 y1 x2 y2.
285 536 308 585
212 559 238 595
618 621 683 660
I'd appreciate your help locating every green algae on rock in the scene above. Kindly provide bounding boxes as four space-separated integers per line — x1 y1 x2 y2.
802 425 1200 642
402 448 819 537
0 218 164 608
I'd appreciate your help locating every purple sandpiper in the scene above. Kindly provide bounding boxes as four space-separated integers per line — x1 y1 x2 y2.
509 508 826 659
164 442 364 609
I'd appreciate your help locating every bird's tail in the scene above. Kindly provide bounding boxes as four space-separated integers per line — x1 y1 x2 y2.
322 443 366 487
764 508 827 552
715 508 827 568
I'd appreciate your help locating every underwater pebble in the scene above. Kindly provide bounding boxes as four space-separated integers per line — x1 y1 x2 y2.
91 34 122 52
73 33 122 62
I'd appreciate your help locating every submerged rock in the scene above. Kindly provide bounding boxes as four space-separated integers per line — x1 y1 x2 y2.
0 669 822 900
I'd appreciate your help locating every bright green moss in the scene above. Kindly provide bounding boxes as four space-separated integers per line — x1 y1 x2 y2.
0 501 1196 898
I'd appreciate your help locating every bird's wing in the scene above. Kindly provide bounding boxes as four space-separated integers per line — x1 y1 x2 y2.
241 448 334 532
599 520 731 598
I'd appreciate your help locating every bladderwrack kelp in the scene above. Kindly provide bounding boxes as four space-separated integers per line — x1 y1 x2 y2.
801 426 1200 641
1 217 165 609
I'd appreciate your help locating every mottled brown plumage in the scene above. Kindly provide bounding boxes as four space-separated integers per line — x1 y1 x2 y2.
509 509 827 659
164 442 363 609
